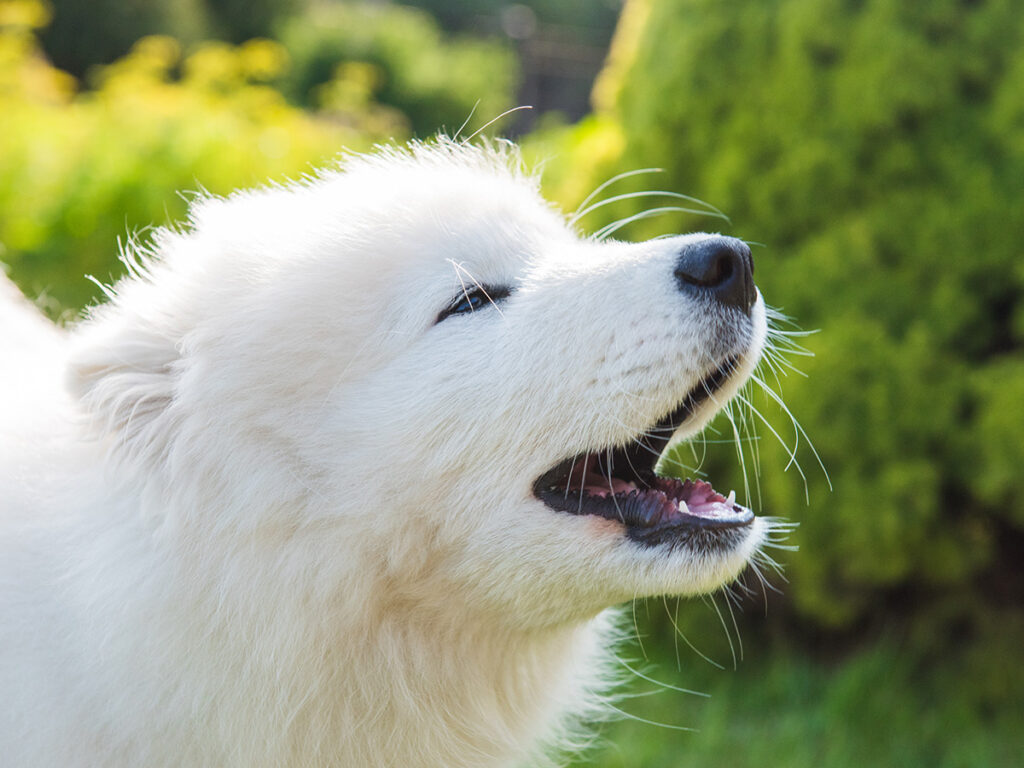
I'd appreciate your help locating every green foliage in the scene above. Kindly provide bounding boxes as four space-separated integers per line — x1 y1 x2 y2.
573 611 1024 767
40 0 210 76
0 5 399 312
411 0 623 44
276 2 518 137
204 0 303 44
532 0 1024 629
40 0 306 76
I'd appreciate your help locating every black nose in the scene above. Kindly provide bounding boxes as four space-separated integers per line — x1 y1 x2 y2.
674 236 755 314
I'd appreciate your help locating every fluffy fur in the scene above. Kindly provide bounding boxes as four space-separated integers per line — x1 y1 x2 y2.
0 140 769 767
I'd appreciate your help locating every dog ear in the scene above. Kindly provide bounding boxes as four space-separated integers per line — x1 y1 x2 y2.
67 314 182 463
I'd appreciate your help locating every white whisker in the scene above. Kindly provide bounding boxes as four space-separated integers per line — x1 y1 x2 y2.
570 189 728 227
593 205 728 241
571 167 664 220
459 105 532 144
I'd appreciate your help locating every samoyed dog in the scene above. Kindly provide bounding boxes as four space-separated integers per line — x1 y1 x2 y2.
1 139 773 767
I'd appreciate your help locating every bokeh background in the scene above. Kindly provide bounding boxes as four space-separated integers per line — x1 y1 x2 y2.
2 0 1023 765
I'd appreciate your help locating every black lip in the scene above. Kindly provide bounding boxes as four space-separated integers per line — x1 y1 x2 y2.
532 355 753 544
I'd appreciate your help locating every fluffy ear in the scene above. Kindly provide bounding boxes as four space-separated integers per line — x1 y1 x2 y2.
67 315 182 462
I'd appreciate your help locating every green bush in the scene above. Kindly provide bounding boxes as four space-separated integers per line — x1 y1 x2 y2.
40 0 307 76
530 0 1024 629
40 0 210 77
0 3 400 312
276 2 518 137
411 0 622 44
574 604 1024 767
204 0 304 44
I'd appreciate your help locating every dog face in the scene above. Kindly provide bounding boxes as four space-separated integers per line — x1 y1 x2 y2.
71 142 768 628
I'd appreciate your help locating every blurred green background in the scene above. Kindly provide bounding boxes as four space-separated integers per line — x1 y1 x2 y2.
2 0 1022 764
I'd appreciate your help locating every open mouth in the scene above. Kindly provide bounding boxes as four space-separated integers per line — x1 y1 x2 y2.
532 355 753 547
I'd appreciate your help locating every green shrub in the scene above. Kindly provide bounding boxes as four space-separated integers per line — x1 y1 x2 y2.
276 2 518 137
0 3 400 312
40 0 307 76
530 0 1024 629
410 0 622 44
40 0 210 77
204 0 304 44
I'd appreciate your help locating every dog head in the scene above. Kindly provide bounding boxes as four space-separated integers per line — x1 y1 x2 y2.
70 140 769 627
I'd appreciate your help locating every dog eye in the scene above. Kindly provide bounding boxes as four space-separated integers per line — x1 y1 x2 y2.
436 285 511 324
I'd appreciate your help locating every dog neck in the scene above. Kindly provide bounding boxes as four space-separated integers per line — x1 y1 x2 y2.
63 500 618 767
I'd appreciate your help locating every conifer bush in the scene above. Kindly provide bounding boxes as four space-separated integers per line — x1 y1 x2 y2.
534 0 1024 628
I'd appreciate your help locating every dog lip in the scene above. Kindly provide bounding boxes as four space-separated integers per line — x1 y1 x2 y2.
534 476 754 535
623 503 754 549
531 355 753 541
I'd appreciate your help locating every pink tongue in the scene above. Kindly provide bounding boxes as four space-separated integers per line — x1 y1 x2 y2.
587 477 635 495
568 460 636 496
680 479 733 518
566 459 738 519
687 481 718 508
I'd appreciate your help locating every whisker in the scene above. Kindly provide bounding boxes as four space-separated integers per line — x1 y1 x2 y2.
631 597 648 661
614 652 710 698
667 596 683 672
570 189 728 227
459 105 532 144
571 167 664 220
576 454 589 515
593 205 729 241
749 372 831 493
722 587 744 662
722 404 753 507
604 446 626 524
736 390 809 495
445 260 506 317
452 100 480 141
702 593 738 670
601 703 698 733
665 597 724 670
563 453 580 501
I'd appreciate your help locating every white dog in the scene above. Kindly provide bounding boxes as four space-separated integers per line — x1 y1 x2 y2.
0 140 772 767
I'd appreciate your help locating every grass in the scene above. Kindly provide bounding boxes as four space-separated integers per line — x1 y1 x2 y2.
571 601 1024 768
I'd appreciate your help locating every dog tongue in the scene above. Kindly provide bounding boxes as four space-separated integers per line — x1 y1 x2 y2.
656 478 737 519
567 461 739 520
568 461 637 496
584 476 636 495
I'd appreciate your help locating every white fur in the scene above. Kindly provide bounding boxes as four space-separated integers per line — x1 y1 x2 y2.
0 140 768 767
